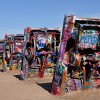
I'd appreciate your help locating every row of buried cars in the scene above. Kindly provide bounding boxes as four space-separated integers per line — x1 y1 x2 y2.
0 15 100 95
0 27 61 78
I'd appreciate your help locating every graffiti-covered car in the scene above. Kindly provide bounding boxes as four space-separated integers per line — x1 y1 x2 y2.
0 39 6 71
21 27 61 79
51 15 100 95
5 34 24 70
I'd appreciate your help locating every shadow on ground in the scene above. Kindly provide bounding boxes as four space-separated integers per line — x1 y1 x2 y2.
0 69 3 72
13 75 23 80
0 69 6 72
37 82 52 93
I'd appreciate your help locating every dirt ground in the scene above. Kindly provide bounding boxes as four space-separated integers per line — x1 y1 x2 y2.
0 65 100 100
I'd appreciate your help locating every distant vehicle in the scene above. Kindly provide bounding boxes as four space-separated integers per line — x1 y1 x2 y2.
0 39 6 71
5 34 24 70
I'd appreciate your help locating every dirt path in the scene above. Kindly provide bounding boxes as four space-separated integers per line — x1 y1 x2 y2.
0 66 100 100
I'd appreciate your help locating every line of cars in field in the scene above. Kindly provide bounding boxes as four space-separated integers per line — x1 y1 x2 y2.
0 15 100 95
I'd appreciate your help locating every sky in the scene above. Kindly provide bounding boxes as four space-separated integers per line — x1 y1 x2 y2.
0 0 100 39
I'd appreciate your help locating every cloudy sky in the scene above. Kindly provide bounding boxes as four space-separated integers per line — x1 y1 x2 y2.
0 0 100 39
